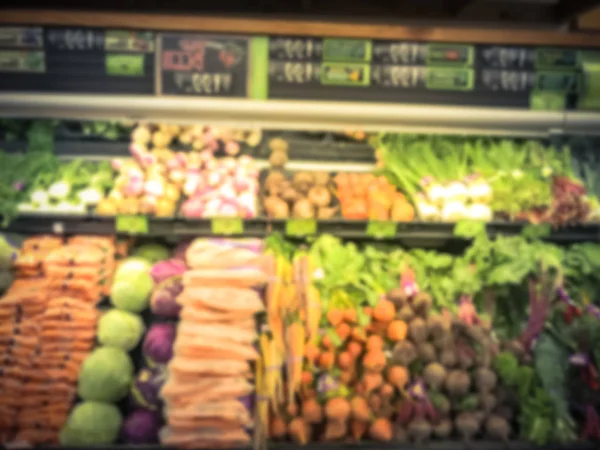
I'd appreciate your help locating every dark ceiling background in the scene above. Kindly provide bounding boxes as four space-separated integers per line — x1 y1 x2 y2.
3 0 600 30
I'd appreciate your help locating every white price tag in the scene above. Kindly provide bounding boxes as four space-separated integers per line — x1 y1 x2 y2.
52 222 64 234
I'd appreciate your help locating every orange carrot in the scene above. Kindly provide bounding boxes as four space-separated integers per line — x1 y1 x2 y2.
347 341 363 359
336 322 351 341
387 365 409 391
340 368 355 385
350 396 371 422
350 419 369 441
344 308 358 324
386 320 408 342
363 350 386 373
288 417 311 445
366 335 384 352
301 371 313 386
326 309 344 326
319 351 335 370
269 416 287 440
325 398 351 423
301 398 323 424
351 327 367 342
363 372 383 395
379 383 395 399
321 335 333 350
286 321 306 408
363 306 373 317
324 420 348 441
304 341 320 364
369 418 393 442
373 299 395 322
337 351 353 370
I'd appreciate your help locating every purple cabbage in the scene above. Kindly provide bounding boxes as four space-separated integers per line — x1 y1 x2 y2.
143 323 176 365
150 276 183 318
150 259 187 285
130 365 167 410
121 408 163 444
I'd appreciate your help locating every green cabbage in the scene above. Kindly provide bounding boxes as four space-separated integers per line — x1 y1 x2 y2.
78 347 134 402
60 401 122 446
132 243 170 264
97 309 145 351
114 257 152 283
0 234 17 270
110 272 154 313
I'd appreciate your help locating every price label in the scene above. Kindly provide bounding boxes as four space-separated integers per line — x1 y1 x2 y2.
160 33 248 97
46 28 104 51
322 38 371 62
372 42 426 65
105 54 144 76
480 69 535 92
426 68 474 91
366 221 397 239
371 65 426 88
285 219 317 237
426 44 473 67
479 46 534 70
52 222 65 235
211 217 244 235
321 62 370 86
536 48 578 70
269 37 322 60
530 91 566 111
116 215 148 234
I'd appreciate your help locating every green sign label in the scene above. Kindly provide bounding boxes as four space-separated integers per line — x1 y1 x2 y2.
106 54 144 76
211 217 244 235
285 219 317 237
322 38 372 62
536 48 578 70
536 71 579 93
427 44 474 67
321 62 370 86
116 215 148 234
426 68 474 91
366 221 397 239
530 90 566 111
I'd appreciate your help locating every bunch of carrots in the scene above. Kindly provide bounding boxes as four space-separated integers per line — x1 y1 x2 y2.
334 173 415 222
266 292 413 444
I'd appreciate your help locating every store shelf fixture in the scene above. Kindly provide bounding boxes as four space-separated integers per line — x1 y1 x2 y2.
3 93 599 137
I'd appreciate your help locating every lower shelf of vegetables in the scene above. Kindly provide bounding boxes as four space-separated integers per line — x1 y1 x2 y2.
0 230 600 449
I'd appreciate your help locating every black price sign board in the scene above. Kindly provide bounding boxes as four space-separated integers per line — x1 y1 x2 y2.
0 26 155 94
159 34 249 97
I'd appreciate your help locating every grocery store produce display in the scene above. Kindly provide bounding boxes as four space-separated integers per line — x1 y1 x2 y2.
0 230 598 447
1 120 599 227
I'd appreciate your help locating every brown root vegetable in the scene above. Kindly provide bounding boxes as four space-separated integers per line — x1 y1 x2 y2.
370 418 393 442
292 198 315 219
269 137 289 153
325 398 351 423
427 314 451 338
433 418 453 439
457 349 475 370
350 396 371 422
393 426 408 443
308 185 332 207
417 342 437 363
317 206 338 219
412 292 432 317
396 305 415 322
485 414 511 442
288 417 311 445
455 413 480 441
350 420 368 441
324 420 347 441
264 195 290 218
269 416 287 440
408 317 428 343
476 347 493 369
475 367 498 393
423 363 447 391
264 171 287 194
407 418 432 443
314 171 331 186
392 341 417 366
445 370 471 397
479 393 497 413
387 288 408 308
465 324 487 344
302 398 323 424
281 187 299 202
293 172 315 193
439 348 458 368
269 150 288 168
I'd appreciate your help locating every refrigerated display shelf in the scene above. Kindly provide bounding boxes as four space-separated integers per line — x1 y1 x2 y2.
5 214 600 244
